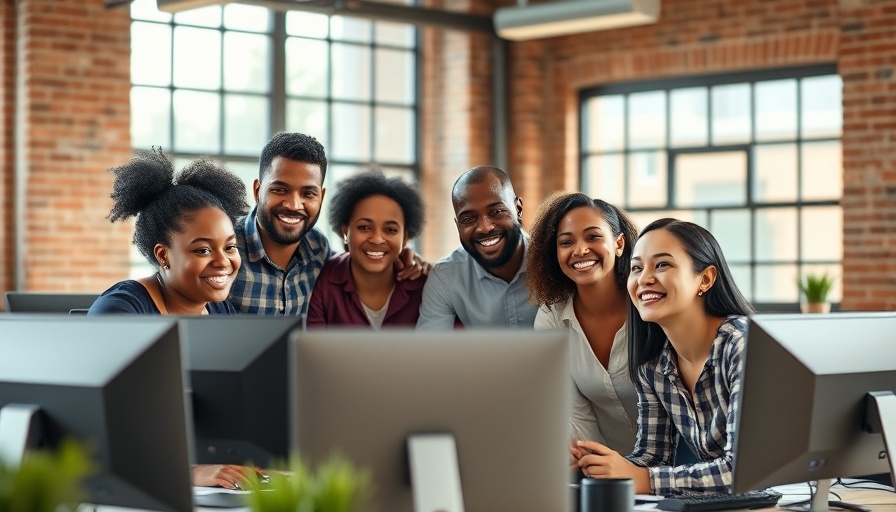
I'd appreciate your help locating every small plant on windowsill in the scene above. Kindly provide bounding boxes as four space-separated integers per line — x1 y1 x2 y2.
798 272 835 314
0 440 94 512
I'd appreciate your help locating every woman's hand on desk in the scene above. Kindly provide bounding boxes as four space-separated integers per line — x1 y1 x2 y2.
576 440 650 494
192 464 266 490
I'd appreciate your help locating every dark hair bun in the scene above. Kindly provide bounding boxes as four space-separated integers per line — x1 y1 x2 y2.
107 149 174 222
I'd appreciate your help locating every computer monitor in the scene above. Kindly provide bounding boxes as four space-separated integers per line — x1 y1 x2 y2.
0 317 194 511
733 312 896 508
292 329 571 512
179 315 302 468
3 291 99 313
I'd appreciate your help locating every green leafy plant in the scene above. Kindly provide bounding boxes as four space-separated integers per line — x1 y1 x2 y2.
799 272 835 303
244 453 372 512
0 440 94 512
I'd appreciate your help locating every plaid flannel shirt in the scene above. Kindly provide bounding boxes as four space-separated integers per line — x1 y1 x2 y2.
626 315 747 496
229 206 332 316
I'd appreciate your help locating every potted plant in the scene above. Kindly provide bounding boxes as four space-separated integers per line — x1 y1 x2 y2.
245 453 372 512
0 440 94 512
798 272 835 313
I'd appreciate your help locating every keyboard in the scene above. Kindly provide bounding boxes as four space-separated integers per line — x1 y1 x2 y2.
657 489 782 511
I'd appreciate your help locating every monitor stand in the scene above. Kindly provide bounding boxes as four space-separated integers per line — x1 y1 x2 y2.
0 403 42 467
407 433 465 512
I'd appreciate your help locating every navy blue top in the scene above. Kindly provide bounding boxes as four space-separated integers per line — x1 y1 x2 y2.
87 279 235 315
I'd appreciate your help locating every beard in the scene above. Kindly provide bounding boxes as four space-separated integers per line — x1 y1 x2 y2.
256 206 320 246
462 223 523 272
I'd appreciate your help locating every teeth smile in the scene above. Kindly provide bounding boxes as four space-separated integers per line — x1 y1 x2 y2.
639 292 664 301
364 251 385 258
204 274 231 284
478 236 501 247
572 261 596 270
278 215 304 225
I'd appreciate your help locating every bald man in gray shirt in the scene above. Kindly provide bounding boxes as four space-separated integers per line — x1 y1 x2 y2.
416 166 537 329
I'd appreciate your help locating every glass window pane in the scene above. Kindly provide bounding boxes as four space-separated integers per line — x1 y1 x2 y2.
801 206 842 261
224 160 258 201
286 11 328 39
755 264 799 302
173 27 221 90
223 4 271 32
801 75 842 138
755 207 797 261
801 141 841 201
332 43 371 101
131 87 171 150
286 99 329 151
131 22 171 86
728 264 752 301
380 166 416 183
131 0 172 22
224 94 269 156
375 48 414 105
331 16 371 43
670 87 707 147
711 209 751 262
800 263 842 302
628 210 708 231
224 32 271 93
711 83 751 144
755 79 797 141
173 90 220 154
628 91 666 149
331 103 371 161
375 21 415 47
286 38 329 98
174 6 222 27
627 151 667 208
586 95 624 152
674 151 746 207
374 107 414 164
583 154 624 205
753 143 797 203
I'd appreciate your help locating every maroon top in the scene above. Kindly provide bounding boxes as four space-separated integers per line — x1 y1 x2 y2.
306 252 427 328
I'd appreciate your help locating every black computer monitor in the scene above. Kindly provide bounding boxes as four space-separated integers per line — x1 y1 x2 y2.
180 315 302 468
292 329 571 512
3 291 99 313
733 312 896 509
0 318 194 512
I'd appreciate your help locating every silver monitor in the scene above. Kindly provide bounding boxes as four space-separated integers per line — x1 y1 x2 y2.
292 328 571 512
733 312 896 506
0 318 194 511
4 291 99 313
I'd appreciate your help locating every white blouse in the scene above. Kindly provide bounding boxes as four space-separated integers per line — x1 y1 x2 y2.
535 295 639 454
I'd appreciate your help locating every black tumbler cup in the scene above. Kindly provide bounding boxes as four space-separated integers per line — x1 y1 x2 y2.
579 477 634 512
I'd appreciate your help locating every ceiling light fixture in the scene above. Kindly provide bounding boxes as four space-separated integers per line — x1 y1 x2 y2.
493 0 660 41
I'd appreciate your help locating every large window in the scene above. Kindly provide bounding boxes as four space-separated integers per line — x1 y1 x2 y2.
580 66 842 307
130 0 418 274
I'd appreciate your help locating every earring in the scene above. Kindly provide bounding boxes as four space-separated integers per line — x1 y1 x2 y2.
616 249 622 257
343 235 348 245
698 290 704 297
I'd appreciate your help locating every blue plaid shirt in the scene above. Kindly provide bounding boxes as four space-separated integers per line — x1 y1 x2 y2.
228 206 332 316
626 315 747 496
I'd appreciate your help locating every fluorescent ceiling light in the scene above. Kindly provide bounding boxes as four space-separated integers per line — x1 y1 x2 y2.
494 0 660 41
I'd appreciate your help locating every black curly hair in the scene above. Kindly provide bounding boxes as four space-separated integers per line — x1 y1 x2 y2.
328 169 425 250
107 150 250 266
527 192 638 307
258 132 328 182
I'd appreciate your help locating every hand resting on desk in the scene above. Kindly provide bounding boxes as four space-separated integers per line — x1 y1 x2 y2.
576 440 651 494
192 464 267 490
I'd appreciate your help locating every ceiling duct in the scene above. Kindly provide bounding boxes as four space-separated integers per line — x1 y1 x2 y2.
493 0 660 41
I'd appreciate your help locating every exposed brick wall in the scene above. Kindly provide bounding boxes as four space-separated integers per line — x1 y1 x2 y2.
0 0 14 301
493 0 895 310
9 0 132 293
419 0 496 260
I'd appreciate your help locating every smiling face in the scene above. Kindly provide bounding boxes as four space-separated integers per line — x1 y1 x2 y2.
253 156 325 247
155 206 241 307
627 228 713 326
556 206 624 289
452 175 523 272
342 194 408 277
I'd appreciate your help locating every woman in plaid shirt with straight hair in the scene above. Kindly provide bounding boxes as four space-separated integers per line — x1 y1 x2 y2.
575 218 753 496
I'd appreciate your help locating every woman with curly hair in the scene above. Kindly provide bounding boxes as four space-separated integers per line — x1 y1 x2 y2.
306 169 426 328
88 150 248 315
526 192 639 458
